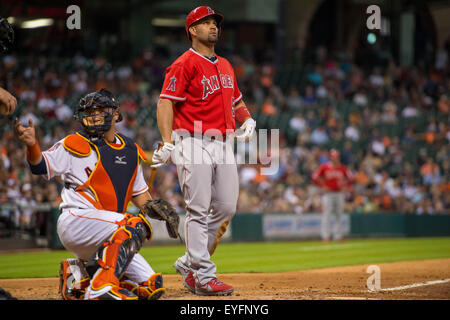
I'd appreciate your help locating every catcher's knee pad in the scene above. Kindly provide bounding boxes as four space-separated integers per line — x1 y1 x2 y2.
85 214 151 291
59 258 90 300
120 273 166 300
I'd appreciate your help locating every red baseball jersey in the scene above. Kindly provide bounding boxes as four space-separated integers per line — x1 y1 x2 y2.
311 162 353 191
159 48 242 134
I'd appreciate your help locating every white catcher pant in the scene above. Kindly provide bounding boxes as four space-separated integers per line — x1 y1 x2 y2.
321 192 345 241
172 135 239 285
57 208 155 284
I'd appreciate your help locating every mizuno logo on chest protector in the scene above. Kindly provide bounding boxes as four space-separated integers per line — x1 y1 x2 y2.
115 155 127 165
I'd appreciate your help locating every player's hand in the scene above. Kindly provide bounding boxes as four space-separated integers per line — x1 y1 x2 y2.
0 87 17 115
235 118 256 141
151 142 175 168
14 117 36 146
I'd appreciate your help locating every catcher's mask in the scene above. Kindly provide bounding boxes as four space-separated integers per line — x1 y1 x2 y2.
0 18 14 53
74 89 123 139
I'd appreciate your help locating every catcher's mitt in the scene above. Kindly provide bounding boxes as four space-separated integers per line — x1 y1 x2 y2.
141 199 180 239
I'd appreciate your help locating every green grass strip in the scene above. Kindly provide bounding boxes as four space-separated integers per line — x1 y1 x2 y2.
0 237 449 278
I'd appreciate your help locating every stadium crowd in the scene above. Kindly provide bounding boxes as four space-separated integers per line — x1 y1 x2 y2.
0 39 449 235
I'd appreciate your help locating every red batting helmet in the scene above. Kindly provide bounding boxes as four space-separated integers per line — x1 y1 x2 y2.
185 6 224 41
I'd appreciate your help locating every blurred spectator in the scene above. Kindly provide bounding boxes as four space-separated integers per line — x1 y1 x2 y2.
54 98 73 122
381 99 398 123
289 113 307 133
370 136 386 156
402 102 420 118
344 123 360 141
260 97 277 115
420 158 441 186
437 94 449 114
302 85 316 106
310 126 329 145
353 89 368 107
286 87 302 110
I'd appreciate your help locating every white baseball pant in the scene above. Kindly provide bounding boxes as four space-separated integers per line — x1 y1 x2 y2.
56 208 155 284
321 191 345 241
172 135 239 285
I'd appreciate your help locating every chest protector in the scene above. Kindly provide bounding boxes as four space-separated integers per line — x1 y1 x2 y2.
63 132 147 213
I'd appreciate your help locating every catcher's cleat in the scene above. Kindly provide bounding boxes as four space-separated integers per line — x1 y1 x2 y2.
173 261 195 293
84 284 138 300
195 277 234 296
58 259 90 300
120 273 166 300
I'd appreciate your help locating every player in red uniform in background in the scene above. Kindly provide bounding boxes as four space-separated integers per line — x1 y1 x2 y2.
151 6 256 296
311 149 353 242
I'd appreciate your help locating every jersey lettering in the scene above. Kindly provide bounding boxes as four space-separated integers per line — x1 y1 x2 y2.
324 170 344 180
202 75 216 99
47 142 61 152
220 74 233 88
210 75 220 90
85 166 92 178
202 74 233 100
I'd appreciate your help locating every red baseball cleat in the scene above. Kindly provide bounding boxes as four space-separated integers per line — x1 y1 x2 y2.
174 262 195 293
195 278 234 296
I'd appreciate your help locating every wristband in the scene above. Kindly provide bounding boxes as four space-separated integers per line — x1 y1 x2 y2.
26 140 42 162
29 157 47 175
235 106 251 124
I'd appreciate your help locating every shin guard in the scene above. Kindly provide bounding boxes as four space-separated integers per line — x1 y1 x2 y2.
85 214 151 292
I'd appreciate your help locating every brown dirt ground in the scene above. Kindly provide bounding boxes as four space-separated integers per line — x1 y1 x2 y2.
0 258 449 300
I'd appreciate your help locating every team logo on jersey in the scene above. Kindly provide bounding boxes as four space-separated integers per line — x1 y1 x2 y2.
47 142 61 152
166 76 177 92
202 74 233 100
114 155 127 165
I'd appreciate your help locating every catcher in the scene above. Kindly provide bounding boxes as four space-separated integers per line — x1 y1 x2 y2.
14 89 180 300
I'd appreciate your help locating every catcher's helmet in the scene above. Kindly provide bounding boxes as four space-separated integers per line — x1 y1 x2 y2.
185 6 224 41
74 89 122 138
0 18 14 53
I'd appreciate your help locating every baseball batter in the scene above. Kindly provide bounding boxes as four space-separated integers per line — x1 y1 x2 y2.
14 89 168 300
311 149 353 242
151 6 256 296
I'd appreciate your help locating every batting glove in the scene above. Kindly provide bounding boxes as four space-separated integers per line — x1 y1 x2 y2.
235 118 256 140
151 142 175 168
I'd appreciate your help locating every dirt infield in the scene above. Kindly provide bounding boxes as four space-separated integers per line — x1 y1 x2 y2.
0 258 449 300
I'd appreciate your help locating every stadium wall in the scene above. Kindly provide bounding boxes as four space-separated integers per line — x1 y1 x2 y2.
39 210 450 248
2 207 449 250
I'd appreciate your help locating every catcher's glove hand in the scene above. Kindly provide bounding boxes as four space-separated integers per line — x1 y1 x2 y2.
141 199 180 239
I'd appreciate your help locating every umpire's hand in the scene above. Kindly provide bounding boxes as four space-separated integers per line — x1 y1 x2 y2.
0 87 17 115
